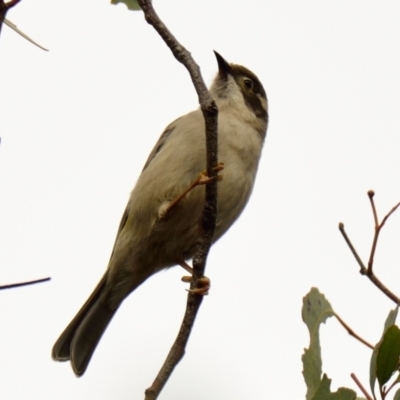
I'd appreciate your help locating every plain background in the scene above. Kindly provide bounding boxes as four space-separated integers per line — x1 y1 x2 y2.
1 1 400 399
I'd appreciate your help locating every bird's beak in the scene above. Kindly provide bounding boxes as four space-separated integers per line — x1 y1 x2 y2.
214 51 232 76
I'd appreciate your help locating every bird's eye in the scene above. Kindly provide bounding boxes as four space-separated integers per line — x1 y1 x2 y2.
243 78 253 90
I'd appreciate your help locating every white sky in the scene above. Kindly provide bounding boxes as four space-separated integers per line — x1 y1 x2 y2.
1 1 400 399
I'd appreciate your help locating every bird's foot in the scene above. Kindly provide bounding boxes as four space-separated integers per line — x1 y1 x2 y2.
178 260 211 295
181 275 211 296
196 163 224 185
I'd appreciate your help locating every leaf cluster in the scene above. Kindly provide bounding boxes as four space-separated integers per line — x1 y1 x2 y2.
302 288 400 400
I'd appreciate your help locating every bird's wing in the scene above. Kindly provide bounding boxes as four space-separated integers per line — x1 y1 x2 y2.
106 118 179 261
141 120 179 172
106 207 129 266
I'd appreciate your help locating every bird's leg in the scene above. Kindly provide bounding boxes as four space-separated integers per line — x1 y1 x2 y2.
178 260 211 295
159 163 224 219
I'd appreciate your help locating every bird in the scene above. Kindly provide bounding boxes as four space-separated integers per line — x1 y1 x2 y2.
52 51 268 376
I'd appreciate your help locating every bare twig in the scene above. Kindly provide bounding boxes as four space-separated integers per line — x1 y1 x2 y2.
339 192 400 304
367 190 379 274
364 272 400 304
339 222 400 304
334 312 374 349
367 191 400 274
368 190 379 227
384 376 400 398
350 373 373 400
137 1 218 399
0 0 21 37
3 18 49 51
381 199 400 228
0 277 51 290
338 222 366 272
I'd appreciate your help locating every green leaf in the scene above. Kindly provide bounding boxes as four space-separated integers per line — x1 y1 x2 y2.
311 374 357 400
384 306 399 331
369 348 378 400
376 325 400 387
302 288 335 400
370 305 399 397
110 0 141 10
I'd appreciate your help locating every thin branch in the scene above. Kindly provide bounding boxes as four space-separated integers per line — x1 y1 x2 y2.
338 222 366 272
384 376 400 398
3 18 49 51
367 190 379 274
137 5 213 109
380 199 400 228
366 272 400 304
367 191 400 275
137 1 218 399
0 0 21 37
350 373 373 400
334 312 374 349
368 190 379 227
339 192 400 304
339 222 400 304
0 277 51 290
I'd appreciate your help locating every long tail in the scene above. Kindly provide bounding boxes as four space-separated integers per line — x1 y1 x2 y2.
52 272 118 376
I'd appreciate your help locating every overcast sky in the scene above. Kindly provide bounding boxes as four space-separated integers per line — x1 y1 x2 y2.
2 1 400 399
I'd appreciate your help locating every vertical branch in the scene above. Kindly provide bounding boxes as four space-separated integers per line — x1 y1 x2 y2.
367 190 379 273
367 190 400 275
137 1 219 399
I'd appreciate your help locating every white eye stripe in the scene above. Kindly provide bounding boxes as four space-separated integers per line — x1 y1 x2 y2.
258 94 268 112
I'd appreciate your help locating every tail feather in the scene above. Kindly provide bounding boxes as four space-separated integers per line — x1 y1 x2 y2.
52 272 109 363
70 299 117 376
53 266 148 375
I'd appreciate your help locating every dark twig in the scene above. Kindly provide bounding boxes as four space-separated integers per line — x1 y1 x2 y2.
338 222 366 272
0 277 51 290
380 199 400 228
334 312 374 349
384 377 400 398
364 271 400 304
367 191 400 274
350 373 373 400
339 191 400 304
0 0 21 37
368 190 379 227
339 222 400 304
137 1 218 399
367 190 379 274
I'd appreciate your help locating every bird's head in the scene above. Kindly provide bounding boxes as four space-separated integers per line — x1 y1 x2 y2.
210 51 268 139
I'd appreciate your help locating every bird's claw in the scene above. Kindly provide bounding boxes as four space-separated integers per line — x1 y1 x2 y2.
197 163 224 185
181 275 211 296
